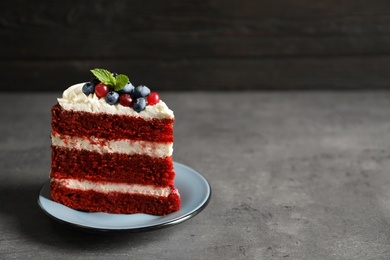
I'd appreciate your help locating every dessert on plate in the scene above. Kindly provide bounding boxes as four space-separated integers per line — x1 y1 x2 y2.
50 68 180 215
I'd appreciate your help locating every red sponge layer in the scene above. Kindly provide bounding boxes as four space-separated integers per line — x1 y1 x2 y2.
51 104 174 142
50 181 181 215
51 146 175 186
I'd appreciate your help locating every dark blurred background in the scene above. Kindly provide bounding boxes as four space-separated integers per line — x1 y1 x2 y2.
2 0 390 92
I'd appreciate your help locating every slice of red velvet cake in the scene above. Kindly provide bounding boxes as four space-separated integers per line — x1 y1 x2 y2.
50 68 180 215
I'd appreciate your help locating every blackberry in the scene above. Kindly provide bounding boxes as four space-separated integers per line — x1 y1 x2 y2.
91 77 100 85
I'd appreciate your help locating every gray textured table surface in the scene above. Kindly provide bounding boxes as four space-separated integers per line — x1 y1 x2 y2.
1 91 390 260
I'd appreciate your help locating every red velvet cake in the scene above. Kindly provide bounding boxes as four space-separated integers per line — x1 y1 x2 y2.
50 69 181 215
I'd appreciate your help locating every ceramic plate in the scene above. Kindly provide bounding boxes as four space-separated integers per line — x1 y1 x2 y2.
38 162 211 233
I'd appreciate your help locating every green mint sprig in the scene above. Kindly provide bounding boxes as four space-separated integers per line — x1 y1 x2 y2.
90 68 129 91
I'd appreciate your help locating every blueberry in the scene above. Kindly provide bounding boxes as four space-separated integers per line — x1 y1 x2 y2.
82 82 95 95
112 72 118 78
105 91 120 105
133 97 146 112
119 82 134 94
133 85 150 98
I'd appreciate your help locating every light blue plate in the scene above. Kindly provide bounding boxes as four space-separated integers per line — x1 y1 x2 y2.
38 162 211 233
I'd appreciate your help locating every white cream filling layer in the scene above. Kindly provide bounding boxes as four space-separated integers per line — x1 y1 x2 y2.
51 133 172 157
52 178 171 197
58 83 174 119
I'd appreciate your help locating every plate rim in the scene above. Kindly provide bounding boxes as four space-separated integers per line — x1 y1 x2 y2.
37 162 211 233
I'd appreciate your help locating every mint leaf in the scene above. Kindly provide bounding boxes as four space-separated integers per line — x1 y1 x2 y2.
90 68 116 87
90 68 131 91
114 74 129 91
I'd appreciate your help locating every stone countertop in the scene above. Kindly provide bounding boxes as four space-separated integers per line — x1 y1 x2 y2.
1 91 390 259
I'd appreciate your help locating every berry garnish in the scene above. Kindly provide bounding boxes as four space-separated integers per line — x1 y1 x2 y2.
133 97 146 112
82 82 95 95
146 92 160 105
119 82 134 94
133 85 150 98
94 83 109 98
89 69 159 112
119 94 134 107
90 68 129 92
105 91 120 105
91 77 100 85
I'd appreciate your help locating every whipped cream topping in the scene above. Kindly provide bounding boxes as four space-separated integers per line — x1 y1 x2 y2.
52 178 172 197
58 83 174 119
51 133 173 157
